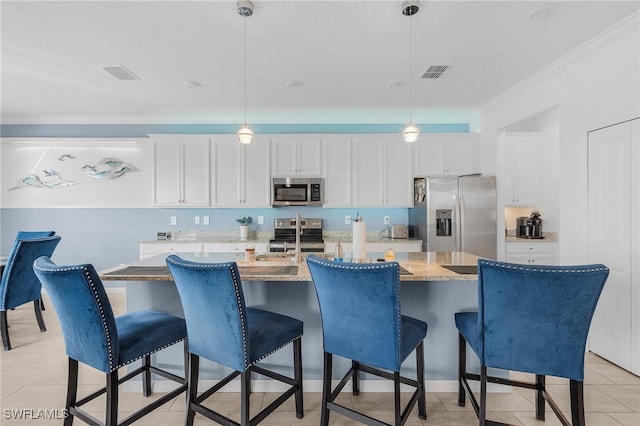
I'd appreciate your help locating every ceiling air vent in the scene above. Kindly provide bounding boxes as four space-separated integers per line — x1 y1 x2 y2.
102 65 140 80
421 65 449 79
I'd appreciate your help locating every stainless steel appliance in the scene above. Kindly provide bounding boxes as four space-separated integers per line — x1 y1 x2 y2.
272 177 323 206
516 212 543 239
268 217 325 253
408 175 497 259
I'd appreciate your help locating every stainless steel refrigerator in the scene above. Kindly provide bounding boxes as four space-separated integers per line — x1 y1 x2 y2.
408 175 497 259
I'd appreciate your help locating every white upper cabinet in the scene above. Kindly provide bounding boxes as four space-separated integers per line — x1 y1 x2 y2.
270 135 323 177
152 135 210 207
322 136 353 207
211 135 271 207
499 132 540 206
351 135 413 207
413 133 477 176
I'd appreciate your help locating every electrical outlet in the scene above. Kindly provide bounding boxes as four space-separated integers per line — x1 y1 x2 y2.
345 215 351 224
170 216 177 226
194 216 200 225
203 216 209 225
258 216 264 225
384 216 390 225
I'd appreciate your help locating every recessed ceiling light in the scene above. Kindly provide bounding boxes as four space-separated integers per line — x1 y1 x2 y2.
528 3 558 20
184 80 203 88
285 80 303 88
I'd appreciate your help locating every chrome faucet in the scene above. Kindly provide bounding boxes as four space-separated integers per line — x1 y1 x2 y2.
294 211 302 263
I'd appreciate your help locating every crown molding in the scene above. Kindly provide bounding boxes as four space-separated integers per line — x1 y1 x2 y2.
479 11 639 113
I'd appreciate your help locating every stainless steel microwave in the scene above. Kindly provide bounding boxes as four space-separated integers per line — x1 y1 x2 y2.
272 177 323 206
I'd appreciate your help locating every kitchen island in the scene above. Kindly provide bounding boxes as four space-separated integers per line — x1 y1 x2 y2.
100 252 482 392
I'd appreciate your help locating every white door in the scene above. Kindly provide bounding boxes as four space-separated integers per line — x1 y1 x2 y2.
588 121 633 372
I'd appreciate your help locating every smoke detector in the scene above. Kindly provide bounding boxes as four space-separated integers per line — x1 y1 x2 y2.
402 0 420 16
237 0 254 17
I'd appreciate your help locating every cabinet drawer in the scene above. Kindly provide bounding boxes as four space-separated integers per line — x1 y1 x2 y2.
505 242 554 254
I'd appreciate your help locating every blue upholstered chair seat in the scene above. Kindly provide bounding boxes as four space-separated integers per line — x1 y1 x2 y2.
454 311 481 357
306 255 427 426
166 255 304 426
116 310 187 368
455 259 609 426
1 233 60 350
33 257 188 426
246 307 303 365
401 315 428 362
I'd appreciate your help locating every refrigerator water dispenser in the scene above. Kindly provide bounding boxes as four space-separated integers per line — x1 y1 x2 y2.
436 209 452 236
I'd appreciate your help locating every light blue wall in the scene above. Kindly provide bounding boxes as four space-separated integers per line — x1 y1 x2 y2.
0 207 408 273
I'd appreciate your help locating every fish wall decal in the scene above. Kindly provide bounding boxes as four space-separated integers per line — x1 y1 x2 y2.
9 170 78 190
80 158 137 179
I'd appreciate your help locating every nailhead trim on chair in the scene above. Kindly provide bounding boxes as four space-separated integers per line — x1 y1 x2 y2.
307 255 404 370
0 240 22 310
478 259 609 273
34 262 186 373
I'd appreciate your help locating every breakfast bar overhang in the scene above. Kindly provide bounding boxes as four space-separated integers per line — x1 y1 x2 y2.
100 252 482 392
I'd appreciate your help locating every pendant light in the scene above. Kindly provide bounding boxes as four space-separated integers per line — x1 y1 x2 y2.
237 0 254 144
402 1 420 143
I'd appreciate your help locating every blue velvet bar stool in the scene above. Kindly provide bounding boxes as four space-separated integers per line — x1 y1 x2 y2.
166 254 304 426
1 234 60 350
33 257 188 426
455 259 609 426
306 255 428 426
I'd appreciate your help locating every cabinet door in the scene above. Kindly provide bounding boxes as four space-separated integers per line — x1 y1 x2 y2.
414 134 476 176
383 138 413 206
352 136 384 206
443 134 476 175
211 136 242 207
242 141 271 207
414 134 445 176
296 136 323 176
153 137 209 207
271 136 322 176
181 138 210 207
503 133 539 205
153 140 182 206
323 137 352 206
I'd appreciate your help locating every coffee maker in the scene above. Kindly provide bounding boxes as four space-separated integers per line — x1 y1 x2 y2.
516 212 543 239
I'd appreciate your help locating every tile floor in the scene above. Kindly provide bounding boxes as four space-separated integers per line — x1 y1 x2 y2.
1 289 638 426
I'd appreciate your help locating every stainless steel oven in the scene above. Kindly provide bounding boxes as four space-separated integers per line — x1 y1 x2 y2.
268 218 325 253
272 177 323 206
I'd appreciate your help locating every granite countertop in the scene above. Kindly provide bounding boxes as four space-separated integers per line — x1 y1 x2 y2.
505 231 558 243
100 251 479 282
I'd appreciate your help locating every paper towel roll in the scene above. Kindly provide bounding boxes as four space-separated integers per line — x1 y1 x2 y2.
352 221 367 260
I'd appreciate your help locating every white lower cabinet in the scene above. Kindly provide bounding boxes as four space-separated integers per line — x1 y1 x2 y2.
324 240 422 255
203 243 268 254
139 242 204 259
505 242 556 265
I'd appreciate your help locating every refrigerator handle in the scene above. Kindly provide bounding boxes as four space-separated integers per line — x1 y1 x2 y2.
458 194 464 252
454 194 461 252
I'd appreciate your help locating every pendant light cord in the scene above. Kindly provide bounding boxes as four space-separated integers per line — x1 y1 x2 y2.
408 13 413 124
243 16 248 127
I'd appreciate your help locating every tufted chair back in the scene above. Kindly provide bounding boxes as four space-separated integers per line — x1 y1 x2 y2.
166 255 249 371
306 255 403 371
33 256 120 373
1 235 61 311
477 259 609 380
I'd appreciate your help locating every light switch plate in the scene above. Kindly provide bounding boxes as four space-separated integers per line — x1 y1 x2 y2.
258 216 264 225
345 215 351 224
203 216 209 225
194 216 200 225
170 216 177 226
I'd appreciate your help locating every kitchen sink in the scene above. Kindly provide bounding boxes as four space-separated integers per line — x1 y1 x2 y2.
238 265 299 275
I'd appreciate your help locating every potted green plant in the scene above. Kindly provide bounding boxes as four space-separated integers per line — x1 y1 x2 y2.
236 216 253 240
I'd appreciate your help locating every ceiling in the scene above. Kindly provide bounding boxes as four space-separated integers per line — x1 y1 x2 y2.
1 0 638 125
